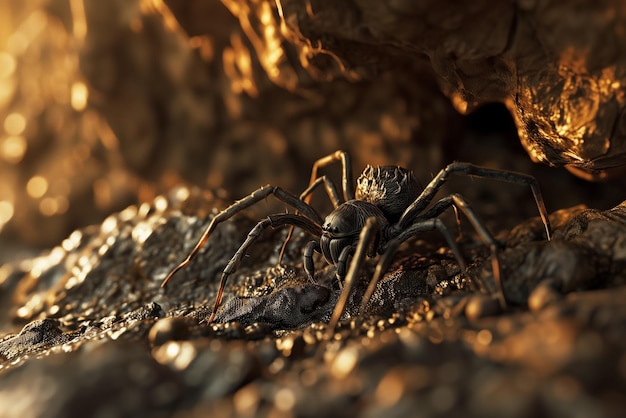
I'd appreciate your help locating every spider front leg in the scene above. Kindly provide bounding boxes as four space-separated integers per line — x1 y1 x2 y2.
161 185 323 288
323 217 381 342
398 162 552 241
304 240 353 287
304 241 320 282
207 213 322 324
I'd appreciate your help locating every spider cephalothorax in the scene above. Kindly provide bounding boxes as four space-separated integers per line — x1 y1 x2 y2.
161 151 552 336
356 165 421 221
320 200 387 265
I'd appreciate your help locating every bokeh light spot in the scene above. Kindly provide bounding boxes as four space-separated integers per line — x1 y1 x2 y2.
2 135 27 163
0 200 14 227
0 52 16 78
26 176 48 198
39 197 59 216
4 113 26 136
71 81 88 111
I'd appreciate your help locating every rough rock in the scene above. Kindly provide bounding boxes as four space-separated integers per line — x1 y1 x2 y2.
0 187 625 417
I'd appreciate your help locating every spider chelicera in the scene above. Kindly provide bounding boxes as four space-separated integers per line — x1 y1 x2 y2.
161 151 551 333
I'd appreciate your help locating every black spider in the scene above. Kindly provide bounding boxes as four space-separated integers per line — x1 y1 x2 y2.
161 151 551 334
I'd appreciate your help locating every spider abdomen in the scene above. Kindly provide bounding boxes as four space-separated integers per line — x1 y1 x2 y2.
356 165 421 222
320 200 388 265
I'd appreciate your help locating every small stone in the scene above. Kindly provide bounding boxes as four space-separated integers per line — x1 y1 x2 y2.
0 318 65 361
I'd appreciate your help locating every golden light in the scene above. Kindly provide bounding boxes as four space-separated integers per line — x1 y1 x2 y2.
142 0 183 33
26 176 49 198
1 135 27 163
93 178 112 209
189 36 213 61
375 369 406 407
0 52 16 78
130 18 144 33
154 195 168 212
50 178 71 197
7 32 29 55
0 80 14 107
0 200 14 227
476 329 493 346
223 34 258 97
4 113 26 136
330 346 359 379
94 114 119 150
451 93 469 114
55 195 69 214
274 388 296 412
39 196 59 216
69 0 87 42
71 81 88 111
8 10 48 54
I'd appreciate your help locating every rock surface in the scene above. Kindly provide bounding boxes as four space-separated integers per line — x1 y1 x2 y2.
2 0 626 248
1 187 625 417
227 0 626 178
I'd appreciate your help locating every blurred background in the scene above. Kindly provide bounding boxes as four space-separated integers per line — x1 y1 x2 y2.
0 0 623 260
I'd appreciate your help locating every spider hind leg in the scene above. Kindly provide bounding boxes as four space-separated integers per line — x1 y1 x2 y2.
398 162 551 242
413 193 506 309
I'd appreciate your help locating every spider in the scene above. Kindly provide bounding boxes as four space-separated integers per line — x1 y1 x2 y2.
161 151 551 334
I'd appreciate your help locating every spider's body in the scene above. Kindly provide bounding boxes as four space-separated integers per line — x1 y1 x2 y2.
319 200 386 265
161 151 552 335
313 166 420 280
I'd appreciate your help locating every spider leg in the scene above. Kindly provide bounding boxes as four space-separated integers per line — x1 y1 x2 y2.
409 194 466 241
304 240 321 282
447 194 505 309
161 185 323 288
452 205 463 241
402 194 505 309
278 175 342 263
207 213 322 323
359 217 465 316
323 217 380 342
334 245 355 289
308 150 355 202
397 162 551 241
300 175 343 208
279 149 352 263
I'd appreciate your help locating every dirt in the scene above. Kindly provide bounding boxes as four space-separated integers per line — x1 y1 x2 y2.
0 185 625 418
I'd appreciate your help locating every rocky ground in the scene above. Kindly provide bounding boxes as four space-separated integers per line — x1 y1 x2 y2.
1 179 626 418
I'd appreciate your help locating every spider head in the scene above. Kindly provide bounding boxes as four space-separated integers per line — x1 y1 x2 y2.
320 200 388 265
356 165 421 222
